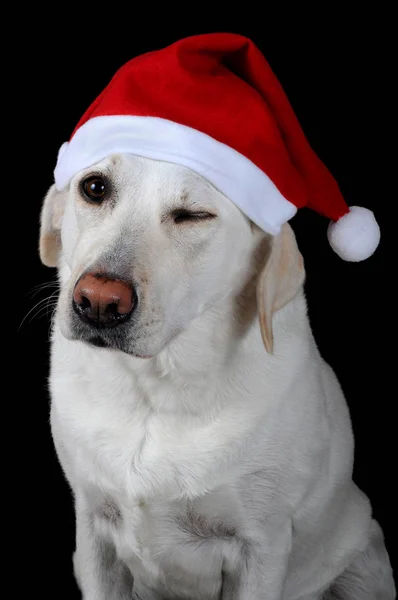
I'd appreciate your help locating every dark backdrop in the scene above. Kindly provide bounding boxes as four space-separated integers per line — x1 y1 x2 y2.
16 12 395 597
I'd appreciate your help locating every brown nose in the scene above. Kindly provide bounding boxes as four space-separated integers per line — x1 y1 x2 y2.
73 273 134 327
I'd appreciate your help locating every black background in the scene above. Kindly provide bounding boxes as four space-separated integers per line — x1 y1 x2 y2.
16 11 395 597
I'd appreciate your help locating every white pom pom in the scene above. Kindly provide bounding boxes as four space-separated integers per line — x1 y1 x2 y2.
327 206 380 262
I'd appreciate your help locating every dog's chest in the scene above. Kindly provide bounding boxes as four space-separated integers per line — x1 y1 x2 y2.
91 490 235 599
81 435 235 600
51 365 239 598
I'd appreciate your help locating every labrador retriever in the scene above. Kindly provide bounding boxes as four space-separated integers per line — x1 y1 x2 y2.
39 154 395 599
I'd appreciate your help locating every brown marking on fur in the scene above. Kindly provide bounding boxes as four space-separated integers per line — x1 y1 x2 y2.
181 190 189 204
97 499 122 524
177 505 236 541
110 154 120 166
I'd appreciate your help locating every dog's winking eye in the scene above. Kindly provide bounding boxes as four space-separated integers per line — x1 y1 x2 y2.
172 209 216 224
81 176 107 202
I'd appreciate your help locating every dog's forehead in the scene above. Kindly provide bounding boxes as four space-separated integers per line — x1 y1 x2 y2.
99 153 215 205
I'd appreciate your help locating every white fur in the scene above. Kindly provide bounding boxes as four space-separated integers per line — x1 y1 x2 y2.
41 155 394 599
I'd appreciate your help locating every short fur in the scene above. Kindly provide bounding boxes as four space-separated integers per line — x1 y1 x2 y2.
40 154 395 599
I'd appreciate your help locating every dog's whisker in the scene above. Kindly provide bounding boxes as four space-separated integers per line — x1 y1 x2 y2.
18 293 59 330
32 299 58 323
29 279 59 291
29 280 60 298
28 300 58 325
45 293 60 329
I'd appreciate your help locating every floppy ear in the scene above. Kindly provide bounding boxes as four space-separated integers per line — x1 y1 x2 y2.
256 223 305 353
39 185 66 267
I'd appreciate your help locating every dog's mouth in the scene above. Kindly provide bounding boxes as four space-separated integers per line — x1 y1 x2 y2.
83 333 127 353
83 334 152 359
88 336 111 348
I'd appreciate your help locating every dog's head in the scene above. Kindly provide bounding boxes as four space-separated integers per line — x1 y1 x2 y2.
39 154 304 357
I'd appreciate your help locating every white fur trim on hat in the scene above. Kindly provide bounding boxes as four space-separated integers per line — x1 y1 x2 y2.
327 206 380 262
54 115 297 236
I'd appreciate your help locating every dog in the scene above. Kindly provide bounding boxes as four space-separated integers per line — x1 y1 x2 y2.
39 153 395 599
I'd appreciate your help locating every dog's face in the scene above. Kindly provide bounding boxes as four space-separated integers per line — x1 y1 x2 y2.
41 155 261 357
40 154 304 357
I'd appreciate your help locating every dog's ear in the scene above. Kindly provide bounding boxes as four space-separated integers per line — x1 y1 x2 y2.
256 223 305 353
39 185 67 267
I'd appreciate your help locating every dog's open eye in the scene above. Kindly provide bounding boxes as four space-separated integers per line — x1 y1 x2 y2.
81 176 107 202
173 209 216 224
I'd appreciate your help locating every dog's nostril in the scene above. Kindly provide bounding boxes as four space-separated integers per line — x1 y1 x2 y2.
80 296 91 311
105 303 120 317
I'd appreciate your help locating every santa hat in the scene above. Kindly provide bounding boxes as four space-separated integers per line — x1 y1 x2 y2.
54 33 380 262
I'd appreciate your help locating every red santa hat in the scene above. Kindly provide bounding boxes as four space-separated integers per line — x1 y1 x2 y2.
54 33 380 262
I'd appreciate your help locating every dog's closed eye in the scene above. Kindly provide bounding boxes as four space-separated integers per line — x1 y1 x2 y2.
172 209 216 224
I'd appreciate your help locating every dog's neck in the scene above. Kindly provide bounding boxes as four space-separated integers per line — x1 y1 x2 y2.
120 289 314 417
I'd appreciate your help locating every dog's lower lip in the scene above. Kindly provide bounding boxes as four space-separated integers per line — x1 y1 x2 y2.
88 336 110 348
83 336 152 358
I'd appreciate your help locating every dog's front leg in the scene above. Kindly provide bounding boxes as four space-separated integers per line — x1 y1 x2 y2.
74 493 133 600
221 519 292 600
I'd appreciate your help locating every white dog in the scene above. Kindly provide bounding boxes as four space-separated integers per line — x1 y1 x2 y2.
40 154 395 599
